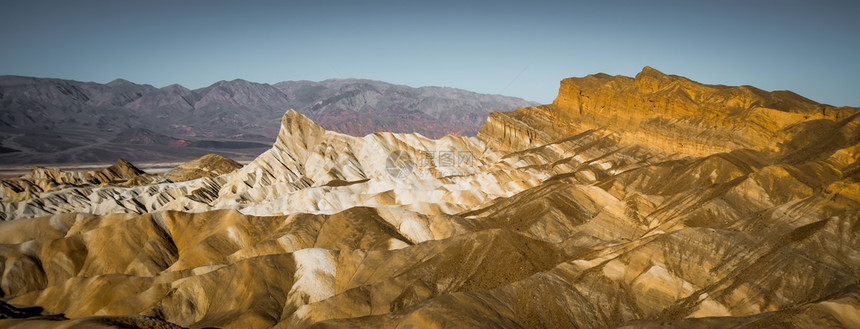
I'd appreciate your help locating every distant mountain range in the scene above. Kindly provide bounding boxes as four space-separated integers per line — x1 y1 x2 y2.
1 67 858 328
0 76 536 165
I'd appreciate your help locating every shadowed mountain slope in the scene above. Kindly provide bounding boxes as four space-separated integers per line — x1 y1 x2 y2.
0 68 858 328
0 76 536 166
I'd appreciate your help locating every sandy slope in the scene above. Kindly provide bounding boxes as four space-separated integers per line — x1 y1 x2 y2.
0 68 858 328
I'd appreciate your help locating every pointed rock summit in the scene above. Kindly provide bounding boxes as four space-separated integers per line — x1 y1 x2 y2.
280 109 325 137
274 109 326 157
108 157 145 177
633 66 678 92
1 69 858 329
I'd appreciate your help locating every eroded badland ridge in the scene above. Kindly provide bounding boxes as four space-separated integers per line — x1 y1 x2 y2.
0 67 858 328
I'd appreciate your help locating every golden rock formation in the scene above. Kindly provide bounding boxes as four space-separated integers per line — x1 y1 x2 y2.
161 154 243 182
0 158 162 203
1 68 858 328
479 66 856 156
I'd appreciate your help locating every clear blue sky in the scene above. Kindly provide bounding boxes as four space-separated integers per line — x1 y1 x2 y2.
2 0 858 106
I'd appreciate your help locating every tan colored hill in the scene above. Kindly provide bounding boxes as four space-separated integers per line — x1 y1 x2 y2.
160 154 243 182
479 66 857 155
0 68 858 328
0 158 163 203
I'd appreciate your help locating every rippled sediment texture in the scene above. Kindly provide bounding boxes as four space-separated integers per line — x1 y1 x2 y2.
1 67 858 328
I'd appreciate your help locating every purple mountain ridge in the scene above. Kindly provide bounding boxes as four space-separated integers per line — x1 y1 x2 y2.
0 76 537 165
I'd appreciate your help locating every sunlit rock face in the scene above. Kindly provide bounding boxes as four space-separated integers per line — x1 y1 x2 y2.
480 66 856 155
1 68 859 328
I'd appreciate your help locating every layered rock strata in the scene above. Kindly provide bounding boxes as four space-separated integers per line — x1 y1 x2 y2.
0 68 858 328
